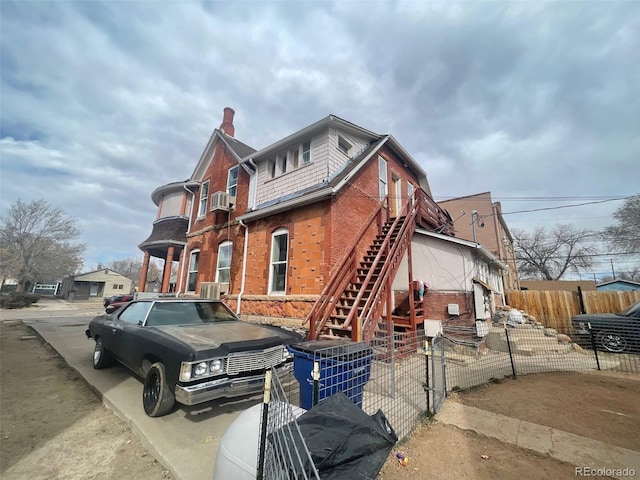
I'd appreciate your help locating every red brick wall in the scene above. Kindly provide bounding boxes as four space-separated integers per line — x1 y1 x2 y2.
423 291 475 325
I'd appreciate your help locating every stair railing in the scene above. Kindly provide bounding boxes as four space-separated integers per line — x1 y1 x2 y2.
305 202 384 339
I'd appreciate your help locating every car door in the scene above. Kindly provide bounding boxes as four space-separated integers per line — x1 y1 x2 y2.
109 301 153 369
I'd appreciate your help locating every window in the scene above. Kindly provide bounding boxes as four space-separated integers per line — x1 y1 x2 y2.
216 241 232 283
302 141 311 164
119 302 153 325
198 181 209 216
280 153 287 174
187 250 199 292
227 166 238 198
269 229 288 294
270 160 276 178
378 156 388 200
407 182 414 205
337 136 351 156
292 149 299 169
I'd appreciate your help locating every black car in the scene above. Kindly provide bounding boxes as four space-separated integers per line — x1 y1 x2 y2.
86 298 303 417
571 301 640 353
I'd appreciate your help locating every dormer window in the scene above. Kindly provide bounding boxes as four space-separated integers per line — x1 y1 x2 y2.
280 153 288 174
302 141 311 164
337 136 352 156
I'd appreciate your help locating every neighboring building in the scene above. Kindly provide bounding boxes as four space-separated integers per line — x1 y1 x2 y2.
138 108 507 340
519 280 597 292
596 280 640 292
438 192 520 291
394 230 507 325
59 269 133 301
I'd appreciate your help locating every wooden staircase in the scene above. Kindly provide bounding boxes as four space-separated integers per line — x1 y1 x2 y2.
305 189 453 342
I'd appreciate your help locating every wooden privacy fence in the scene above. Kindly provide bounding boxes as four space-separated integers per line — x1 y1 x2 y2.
504 290 640 333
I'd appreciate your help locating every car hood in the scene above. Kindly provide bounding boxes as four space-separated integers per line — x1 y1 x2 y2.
154 322 295 351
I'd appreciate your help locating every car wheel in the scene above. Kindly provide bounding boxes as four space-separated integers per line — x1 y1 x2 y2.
597 331 627 353
143 362 175 417
93 338 114 369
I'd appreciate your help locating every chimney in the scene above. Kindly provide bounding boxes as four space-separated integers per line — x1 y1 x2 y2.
220 107 235 137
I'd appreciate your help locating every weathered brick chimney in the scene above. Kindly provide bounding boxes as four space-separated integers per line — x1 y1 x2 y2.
220 107 235 137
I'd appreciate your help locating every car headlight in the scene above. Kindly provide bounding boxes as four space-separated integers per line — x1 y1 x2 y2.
210 359 224 373
194 362 208 376
179 358 226 382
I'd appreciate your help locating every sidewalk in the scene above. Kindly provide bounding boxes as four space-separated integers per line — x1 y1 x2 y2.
0 298 104 321
437 401 640 475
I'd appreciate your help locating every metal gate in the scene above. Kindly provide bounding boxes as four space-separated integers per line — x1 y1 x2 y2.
430 334 446 414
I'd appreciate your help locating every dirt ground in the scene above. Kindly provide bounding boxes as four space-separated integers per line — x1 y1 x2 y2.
380 371 640 480
0 321 171 480
2 319 639 480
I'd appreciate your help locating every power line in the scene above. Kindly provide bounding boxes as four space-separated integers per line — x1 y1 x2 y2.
502 196 635 215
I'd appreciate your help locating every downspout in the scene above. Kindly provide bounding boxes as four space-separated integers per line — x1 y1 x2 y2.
176 184 195 296
237 219 249 315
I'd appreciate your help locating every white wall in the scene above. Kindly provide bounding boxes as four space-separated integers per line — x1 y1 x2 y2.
253 127 372 207
393 235 476 292
159 191 183 218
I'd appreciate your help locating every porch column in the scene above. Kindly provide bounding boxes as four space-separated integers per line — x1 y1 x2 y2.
161 246 175 293
138 251 150 293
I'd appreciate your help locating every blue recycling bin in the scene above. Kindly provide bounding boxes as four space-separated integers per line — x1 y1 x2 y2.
289 339 373 410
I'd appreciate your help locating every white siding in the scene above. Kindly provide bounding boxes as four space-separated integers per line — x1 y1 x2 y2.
159 191 183 218
253 126 373 207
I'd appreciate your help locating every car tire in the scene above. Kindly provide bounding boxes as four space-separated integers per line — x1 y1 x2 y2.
597 331 627 353
93 338 114 369
143 362 175 417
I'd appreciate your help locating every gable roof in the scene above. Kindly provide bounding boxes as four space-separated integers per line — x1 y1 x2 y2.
596 279 640 288
243 114 379 162
237 115 435 221
237 136 389 222
191 129 256 182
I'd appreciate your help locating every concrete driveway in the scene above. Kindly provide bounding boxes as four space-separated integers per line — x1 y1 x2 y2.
7 300 260 480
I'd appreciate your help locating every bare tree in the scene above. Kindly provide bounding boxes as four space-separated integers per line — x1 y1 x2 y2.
512 224 598 280
0 199 85 291
101 257 162 289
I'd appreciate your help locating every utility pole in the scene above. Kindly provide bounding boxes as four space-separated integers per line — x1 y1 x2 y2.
610 259 616 280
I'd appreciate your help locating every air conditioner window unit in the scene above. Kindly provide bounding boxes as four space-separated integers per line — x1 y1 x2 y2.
200 282 221 300
210 191 230 211
447 304 460 315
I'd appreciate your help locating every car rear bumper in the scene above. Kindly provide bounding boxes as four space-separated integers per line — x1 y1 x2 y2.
174 362 294 406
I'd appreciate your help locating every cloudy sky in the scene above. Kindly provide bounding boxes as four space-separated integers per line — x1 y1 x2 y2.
1 1 638 279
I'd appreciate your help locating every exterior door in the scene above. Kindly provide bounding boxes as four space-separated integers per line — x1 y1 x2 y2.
393 177 401 216
90 282 100 297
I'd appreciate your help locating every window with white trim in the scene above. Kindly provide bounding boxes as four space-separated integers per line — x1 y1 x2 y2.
337 136 352 156
187 250 200 292
302 141 311 164
269 228 288 294
227 166 238 198
378 156 388 200
198 181 209 216
280 153 287 174
216 241 232 283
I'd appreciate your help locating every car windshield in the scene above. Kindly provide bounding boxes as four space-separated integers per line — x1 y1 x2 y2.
144 301 238 327
618 302 640 318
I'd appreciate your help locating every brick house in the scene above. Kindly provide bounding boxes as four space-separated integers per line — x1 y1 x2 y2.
138 109 506 340
439 192 520 291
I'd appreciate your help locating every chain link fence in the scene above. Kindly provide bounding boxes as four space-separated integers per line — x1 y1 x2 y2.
256 317 639 476
445 317 639 392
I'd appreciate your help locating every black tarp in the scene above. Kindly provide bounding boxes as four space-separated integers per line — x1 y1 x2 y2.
272 392 398 479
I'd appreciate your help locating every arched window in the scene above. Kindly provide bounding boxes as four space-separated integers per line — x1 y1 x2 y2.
216 241 232 283
269 228 288 294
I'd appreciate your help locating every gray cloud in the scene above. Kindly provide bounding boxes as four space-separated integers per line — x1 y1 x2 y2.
1 0 638 278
